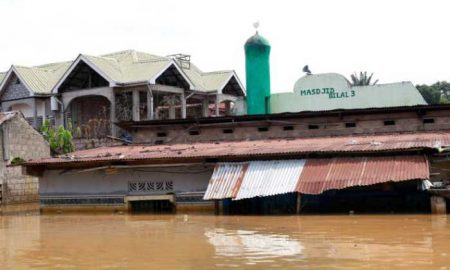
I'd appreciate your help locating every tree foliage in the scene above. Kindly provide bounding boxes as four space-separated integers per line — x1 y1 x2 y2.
350 71 379 86
416 81 450 104
40 120 75 154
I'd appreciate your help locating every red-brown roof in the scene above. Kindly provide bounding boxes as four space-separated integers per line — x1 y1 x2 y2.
203 156 428 199
296 156 429 194
26 131 450 166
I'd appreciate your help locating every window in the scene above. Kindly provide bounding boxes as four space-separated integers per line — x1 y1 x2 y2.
223 129 234 134
189 130 200 136
383 120 395 126
154 140 164 145
15 78 20 85
423 118 435 124
308 124 319 130
283 126 294 131
345 122 356 128
156 132 167 137
257 127 269 132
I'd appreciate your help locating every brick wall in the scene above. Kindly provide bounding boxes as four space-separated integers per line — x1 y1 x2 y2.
0 115 50 204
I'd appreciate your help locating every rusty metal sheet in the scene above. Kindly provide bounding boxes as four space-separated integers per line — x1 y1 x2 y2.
296 156 429 195
234 160 305 200
203 163 248 200
26 132 450 166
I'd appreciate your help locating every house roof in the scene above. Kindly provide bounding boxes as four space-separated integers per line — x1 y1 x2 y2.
0 50 241 96
25 131 450 168
0 72 6 84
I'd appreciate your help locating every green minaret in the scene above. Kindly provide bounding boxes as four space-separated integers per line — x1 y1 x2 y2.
244 26 271 115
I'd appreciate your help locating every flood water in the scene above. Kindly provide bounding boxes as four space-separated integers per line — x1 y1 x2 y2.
1 204 449 270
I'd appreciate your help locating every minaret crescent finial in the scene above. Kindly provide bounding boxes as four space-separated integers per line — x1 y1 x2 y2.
253 21 260 33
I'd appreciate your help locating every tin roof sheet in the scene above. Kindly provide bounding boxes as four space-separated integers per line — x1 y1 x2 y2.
203 163 248 200
26 132 450 166
296 156 429 194
234 160 306 200
203 156 428 200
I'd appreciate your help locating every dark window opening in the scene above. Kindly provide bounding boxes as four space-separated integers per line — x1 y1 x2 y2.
423 118 435 124
154 140 164 145
129 200 175 214
155 64 190 90
384 120 395 126
157 132 167 137
345 122 356 128
283 126 294 131
15 78 20 85
223 129 234 134
59 60 109 92
189 130 200 136
258 127 269 132
308 124 319 130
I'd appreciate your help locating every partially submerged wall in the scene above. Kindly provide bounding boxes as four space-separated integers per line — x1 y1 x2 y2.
0 114 50 204
39 165 214 211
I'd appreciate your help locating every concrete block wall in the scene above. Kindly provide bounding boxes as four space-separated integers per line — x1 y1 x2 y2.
2 166 39 203
0 115 50 204
131 110 450 145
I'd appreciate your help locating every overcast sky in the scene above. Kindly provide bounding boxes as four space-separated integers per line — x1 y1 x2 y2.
0 0 449 92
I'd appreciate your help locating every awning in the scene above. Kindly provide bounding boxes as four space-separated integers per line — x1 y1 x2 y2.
203 156 429 200
203 160 305 200
297 156 429 195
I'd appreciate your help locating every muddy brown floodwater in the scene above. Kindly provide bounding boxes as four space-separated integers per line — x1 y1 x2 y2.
1 204 450 270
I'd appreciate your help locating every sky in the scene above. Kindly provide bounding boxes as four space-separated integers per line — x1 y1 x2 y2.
0 0 449 93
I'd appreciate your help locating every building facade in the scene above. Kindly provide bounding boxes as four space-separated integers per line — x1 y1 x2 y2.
0 50 245 140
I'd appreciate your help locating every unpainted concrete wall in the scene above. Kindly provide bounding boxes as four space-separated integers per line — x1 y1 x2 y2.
0 115 50 204
131 110 450 144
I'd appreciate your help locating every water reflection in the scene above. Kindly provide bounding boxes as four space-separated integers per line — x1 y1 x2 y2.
205 228 304 263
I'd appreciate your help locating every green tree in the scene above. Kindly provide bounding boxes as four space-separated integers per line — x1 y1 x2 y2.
416 81 450 104
40 120 75 154
350 71 379 86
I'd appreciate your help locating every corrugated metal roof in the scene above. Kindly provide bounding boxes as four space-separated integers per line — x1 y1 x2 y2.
234 160 305 200
203 156 428 200
0 50 238 94
203 163 248 200
296 156 429 195
26 132 450 166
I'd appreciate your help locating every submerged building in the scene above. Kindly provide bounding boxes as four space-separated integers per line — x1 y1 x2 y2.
21 31 450 214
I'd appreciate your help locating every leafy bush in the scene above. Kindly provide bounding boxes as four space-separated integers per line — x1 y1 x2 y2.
40 120 75 154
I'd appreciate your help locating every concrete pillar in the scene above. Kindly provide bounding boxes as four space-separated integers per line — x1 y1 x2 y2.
168 96 176 119
132 90 140 121
110 91 117 136
215 98 220 116
181 93 186 119
431 196 447 214
224 101 231 115
32 98 38 129
202 98 209 117
147 91 154 120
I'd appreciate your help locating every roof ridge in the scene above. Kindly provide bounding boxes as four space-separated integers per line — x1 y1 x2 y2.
201 70 233 75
